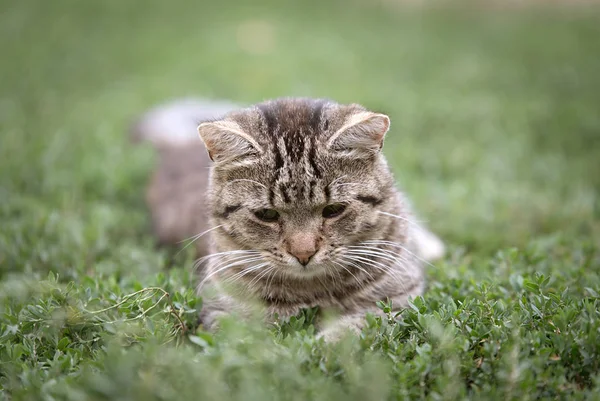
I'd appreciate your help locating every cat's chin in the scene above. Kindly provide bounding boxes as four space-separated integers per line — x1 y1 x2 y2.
283 263 329 280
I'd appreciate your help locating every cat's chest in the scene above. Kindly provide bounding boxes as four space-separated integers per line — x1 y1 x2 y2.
258 278 379 315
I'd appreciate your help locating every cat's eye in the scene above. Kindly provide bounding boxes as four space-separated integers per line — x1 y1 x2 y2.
254 209 280 222
322 203 346 219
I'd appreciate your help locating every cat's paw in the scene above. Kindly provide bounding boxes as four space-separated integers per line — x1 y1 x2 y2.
198 309 228 332
317 315 364 343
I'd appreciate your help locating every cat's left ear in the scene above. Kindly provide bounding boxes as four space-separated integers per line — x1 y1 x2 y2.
326 111 390 155
198 120 263 163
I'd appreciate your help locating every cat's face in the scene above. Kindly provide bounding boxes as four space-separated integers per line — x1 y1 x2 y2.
199 98 398 279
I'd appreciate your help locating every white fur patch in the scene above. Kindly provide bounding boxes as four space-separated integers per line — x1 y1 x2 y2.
412 225 446 262
131 98 238 147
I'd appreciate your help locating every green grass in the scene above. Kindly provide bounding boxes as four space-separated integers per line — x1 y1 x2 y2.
1 0 600 399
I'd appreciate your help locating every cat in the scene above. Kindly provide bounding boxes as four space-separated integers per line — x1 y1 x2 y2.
132 97 445 340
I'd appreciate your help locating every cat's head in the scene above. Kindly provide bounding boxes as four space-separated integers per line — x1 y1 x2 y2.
198 98 400 279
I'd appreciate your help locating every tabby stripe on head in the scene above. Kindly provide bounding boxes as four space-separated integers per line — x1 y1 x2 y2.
257 103 277 134
268 188 276 206
356 195 383 206
309 100 326 132
285 128 304 163
259 103 285 180
308 180 317 201
279 183 291 203
273 141 285 173
307 136 322 179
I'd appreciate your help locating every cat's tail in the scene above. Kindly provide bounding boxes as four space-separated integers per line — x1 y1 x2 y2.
130 97 239 148
411 224 446 262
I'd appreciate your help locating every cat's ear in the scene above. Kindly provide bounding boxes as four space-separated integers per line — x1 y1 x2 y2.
326 111 390 156
198 120 263 163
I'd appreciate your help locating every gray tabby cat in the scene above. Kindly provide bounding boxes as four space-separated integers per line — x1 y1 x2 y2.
133 97 445 340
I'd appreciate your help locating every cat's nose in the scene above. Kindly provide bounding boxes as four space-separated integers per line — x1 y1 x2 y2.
287 233 319 266
292 249 317 266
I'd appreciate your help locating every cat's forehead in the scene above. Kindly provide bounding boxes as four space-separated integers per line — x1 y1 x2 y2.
232 149 373 209
217 98 381 207
255 98 330 136
230 98 363 141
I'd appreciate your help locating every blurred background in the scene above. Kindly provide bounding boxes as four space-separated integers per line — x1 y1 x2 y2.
1 0 599 277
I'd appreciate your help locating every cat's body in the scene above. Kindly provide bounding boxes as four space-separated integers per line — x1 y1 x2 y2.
133 97 445 339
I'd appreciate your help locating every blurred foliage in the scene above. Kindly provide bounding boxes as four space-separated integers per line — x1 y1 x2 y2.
1 0 599 400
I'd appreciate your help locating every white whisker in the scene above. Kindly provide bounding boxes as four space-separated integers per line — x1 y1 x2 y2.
329 260 361 286
340 255 408 293
335 256 375 280
198 256 263 288
224 262 269 286
228 179 268 189
363 240 437 269
377 211 423 226
249 264 277 289
193 251 260 274
177 225 224 255
328 175 348 188
347 247 411 268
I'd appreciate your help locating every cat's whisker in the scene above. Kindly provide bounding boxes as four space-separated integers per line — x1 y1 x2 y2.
342 253 406 280
223 264 263 284
313 267 330 290
178 225 223 245
376 211 424 226
255 266 279 295
224 262 269 286
193 249 259 268
211 256 263 275
328 174 348 188
323 264 340 287
196 249 260 263
228 178 268 189
356 243 411 260
347 246 412 267
340 255 408 293
346 253 404 273
329 260 361 287
193 251 260 274
363 240 437 269
265 268 278 294
176 225 224 255
198 256 264 287
248 265 274 289
344 250 408 271
344 254 411 280
333 182 364 188
335 256 376 280
331 262 346 285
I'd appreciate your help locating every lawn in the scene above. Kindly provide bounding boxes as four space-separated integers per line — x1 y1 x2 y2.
1 0 600 400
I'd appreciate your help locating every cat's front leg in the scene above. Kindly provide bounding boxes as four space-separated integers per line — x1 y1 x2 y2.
199 290 275 331
198 291 249 331
317 313 369 342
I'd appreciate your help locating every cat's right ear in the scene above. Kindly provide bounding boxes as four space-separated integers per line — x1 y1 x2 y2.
198 120 263 163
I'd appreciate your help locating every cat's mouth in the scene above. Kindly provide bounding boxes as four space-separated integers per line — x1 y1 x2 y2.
284 264 328 279
280 254 340 280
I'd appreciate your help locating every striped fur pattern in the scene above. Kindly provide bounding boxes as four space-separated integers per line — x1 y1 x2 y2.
134 97 445 340
195 98 435 339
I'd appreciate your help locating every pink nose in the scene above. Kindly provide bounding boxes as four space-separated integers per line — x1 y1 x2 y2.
291 248 317 266
287 233 319 266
